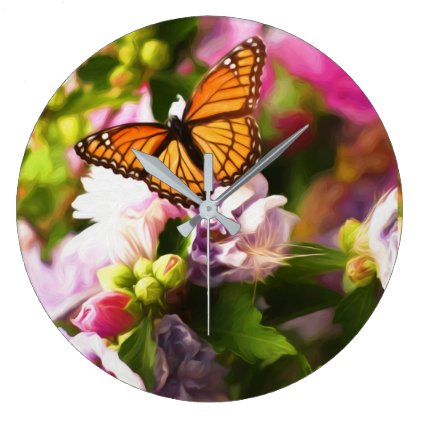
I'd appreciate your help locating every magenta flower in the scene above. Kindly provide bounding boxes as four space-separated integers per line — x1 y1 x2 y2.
188 174 299 286
196 17 263 66
71 291 137 338
63 330 145 389
267 33 378 125
18 220 106 320
154 315 228 401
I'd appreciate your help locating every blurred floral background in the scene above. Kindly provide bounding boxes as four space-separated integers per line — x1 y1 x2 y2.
17 17 401 401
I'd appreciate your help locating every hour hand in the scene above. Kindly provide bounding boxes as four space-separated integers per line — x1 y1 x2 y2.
131 149 203 206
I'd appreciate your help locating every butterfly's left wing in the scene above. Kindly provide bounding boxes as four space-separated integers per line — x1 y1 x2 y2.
74 123 170 180
183 36 266 123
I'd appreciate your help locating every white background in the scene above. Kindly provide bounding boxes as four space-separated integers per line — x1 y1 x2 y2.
1 0 421 420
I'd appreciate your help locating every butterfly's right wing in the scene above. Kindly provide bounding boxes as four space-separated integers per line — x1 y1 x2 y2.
74 123 169 180
183 36 266 123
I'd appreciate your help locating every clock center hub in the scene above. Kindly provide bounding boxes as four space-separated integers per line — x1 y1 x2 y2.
199 201 217 219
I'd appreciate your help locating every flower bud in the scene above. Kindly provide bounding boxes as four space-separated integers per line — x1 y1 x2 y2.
152 254 186 289
134 276 163 305
57 114 82 145
140 39 171 70
118 42 136 65
133 257 153 280
97 264 135 292
346 256 376 287
109 65 134 87
71 291 138 338
338 218 361 253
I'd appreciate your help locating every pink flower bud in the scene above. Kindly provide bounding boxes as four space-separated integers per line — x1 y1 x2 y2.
71 292 137 338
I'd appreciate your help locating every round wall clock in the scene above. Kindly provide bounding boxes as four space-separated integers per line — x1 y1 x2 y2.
17 16 401 401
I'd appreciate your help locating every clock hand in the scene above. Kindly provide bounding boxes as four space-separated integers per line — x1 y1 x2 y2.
132 149 239 237
204 153 212 336
214 125 309 205
131 149 203 206
177 126 308 236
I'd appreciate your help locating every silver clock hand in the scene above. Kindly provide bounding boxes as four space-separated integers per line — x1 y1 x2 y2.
204 153 213 336
214 125 309 205
131 149 203 206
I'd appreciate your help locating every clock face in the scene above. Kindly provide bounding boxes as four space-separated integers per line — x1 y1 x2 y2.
17 16 401 401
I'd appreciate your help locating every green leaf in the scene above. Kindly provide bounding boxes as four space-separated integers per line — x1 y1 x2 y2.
205 284 297 364
118 316 157 390
262 279 342 325
78 55 119 89
150 72 201 121
157 17 198 47
273 242 347 280
333 282 378 341
157 218 190 258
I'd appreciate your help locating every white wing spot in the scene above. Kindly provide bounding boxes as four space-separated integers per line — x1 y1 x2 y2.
77 141 83 147
224 58 231 65
104 139 111 146
229 63 236 69
252 42 258 47
246 38 253 44
101 133 109 140
256 57 261 63
251 86 256 94
87 135 95 142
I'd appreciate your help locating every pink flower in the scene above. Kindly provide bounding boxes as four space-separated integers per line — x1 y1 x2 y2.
63 330 145 389
196 17 263 66
189 174 299 285
88 84 155 131
71 166 185 267
268 34 378 125
65 147 85 177
71 291 137 338
18 220 106 320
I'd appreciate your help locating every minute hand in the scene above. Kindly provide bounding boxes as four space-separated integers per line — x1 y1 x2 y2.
214 125 309 205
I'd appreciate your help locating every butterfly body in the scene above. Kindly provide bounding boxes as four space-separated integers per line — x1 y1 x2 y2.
75 36 266 207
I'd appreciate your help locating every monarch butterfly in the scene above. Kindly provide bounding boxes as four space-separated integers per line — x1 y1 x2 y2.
75 36 266 207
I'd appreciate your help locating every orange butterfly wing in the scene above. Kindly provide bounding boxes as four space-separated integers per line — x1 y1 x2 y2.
190 116 261 184
74 123 169 180
148 139 205 207
183 36 266 122
75 36 266 208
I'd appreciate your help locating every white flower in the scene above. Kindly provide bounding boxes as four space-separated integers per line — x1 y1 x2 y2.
353 188 401 289
189 174 299 285
368 188 401 288
70 167 185 267
18 220 104 320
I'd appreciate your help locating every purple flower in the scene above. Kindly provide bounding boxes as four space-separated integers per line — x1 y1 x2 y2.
153 315 228 402
63 330 145 390
18 220 106 320
188 174 299 286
